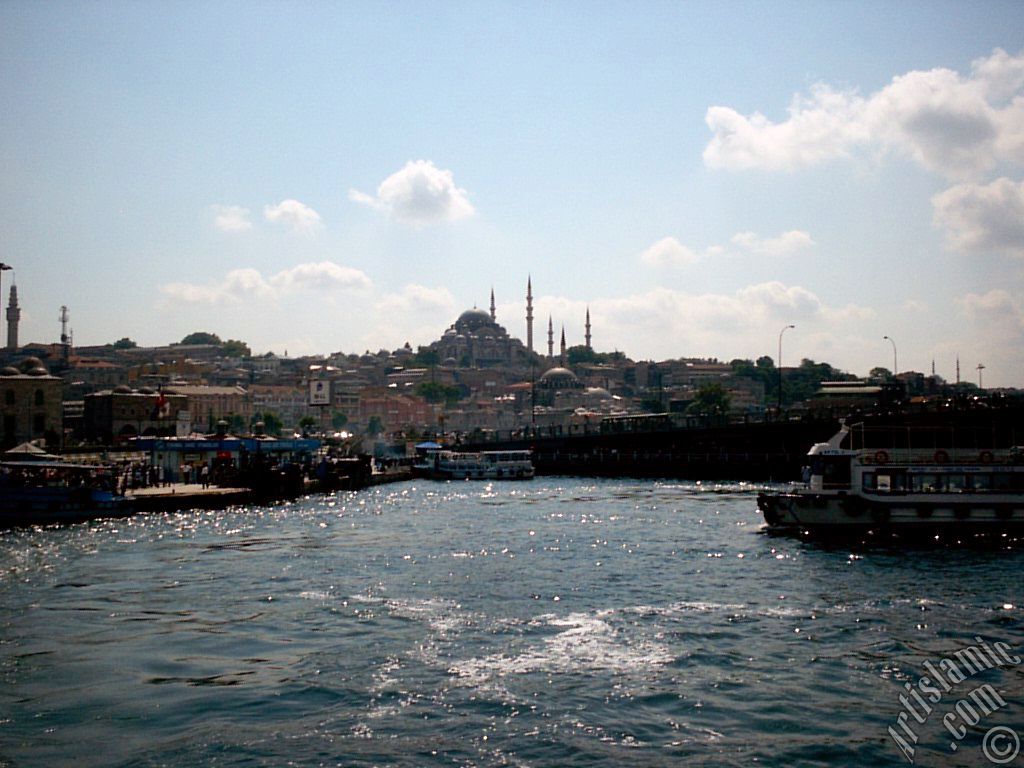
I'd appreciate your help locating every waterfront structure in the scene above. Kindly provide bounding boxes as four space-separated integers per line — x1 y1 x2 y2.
0 356 63 448
6 284 20 352
83 386 188 443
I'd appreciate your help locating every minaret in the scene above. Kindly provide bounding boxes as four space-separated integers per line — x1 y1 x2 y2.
525 276 534 353
560 326 566 366
6 284 20 352
547 316 554 360
585 307 592 350
489 287 496 322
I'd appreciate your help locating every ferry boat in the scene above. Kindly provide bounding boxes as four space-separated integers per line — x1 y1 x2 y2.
0 460 133 526
429 449 535 480
757 423 1024 534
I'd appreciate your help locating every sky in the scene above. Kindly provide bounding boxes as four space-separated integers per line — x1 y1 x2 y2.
2 1 1023 387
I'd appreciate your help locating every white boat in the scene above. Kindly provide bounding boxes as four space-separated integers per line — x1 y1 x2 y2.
757 423 1024 535
429 450 534 480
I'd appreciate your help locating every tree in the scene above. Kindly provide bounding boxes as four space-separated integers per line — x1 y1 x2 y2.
331 411 348 429
408 347 440 367
180 331 222 345
298 416 317 433
222 339 251 358
111 337 137 349
366 416 384 436
869 367 893 381
687 383 732 415
416 381 462 405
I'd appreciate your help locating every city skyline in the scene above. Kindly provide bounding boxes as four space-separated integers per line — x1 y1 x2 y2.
2 2 1023 386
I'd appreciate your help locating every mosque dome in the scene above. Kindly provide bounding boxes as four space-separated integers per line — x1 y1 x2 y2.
137 386 156 395
2 366 19 376
584 386 613 400
455 308 493 332
27 367 48 377
18 357 46 374
113 384 133 394
538 366 582 389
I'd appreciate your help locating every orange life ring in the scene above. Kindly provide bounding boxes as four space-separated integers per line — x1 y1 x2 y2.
980 451 994 464
934 450 949 464
875 450 889 465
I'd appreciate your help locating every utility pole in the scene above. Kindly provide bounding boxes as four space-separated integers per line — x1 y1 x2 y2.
777 324 795 412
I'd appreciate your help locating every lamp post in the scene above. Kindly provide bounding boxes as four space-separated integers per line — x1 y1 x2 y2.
883 335 897 376
777 324 794 412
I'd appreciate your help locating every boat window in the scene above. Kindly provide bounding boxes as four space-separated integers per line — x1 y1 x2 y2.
971 474 992 491
910 473 943 493
946 474 968 492
862 472 876 490
877 474 891 492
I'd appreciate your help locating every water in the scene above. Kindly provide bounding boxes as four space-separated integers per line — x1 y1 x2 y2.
2 478 1022 767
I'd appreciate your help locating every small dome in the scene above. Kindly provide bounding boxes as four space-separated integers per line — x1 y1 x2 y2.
585 387 613 400
137 386 156 395
1 366 19 376
538 366 582 389
27 367 48 377
113 384 133 394
19 357 46 374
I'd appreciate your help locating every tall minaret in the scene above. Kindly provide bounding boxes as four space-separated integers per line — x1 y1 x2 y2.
547 316 554 360
6 283 20 352
560 326 566 366
525 276 534 353
489 287 496 322
585 307 592 350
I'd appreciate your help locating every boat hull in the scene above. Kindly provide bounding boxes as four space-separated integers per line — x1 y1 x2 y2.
0 488 135 527
758 490 1024 535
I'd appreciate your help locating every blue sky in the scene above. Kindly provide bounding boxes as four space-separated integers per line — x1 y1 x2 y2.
2 1 1023 386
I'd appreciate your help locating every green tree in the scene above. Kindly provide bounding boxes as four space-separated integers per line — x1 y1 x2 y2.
331 411 348 429
261 411 283 436
180 331 222 345
408 347 440 367
416 381 462 405
222 339 251 358
687 383 732 415
366 416 384 436
111 337 137 349
298 416 317 433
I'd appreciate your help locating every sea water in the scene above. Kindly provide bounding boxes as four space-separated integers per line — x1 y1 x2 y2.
1 479 1022 767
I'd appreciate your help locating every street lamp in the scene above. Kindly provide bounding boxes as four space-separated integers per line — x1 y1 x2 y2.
883 335 898 376
778 324 795 411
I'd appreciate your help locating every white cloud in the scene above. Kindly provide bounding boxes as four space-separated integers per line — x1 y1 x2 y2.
210 204 252 233
704 48 1024 179
271 261 371 291
375 284 458 315
931 177 1024 256
264 199 322 234
730 230 815 256
159 261 370 307
640 237 700 267
349 160 475 225
641 230 813 268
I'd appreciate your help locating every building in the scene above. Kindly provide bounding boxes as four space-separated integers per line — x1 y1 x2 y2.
82 386 188 443
0 356 63 448
164 383 251 433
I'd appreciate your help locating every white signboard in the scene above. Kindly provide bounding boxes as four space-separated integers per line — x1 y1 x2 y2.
309 380 330 406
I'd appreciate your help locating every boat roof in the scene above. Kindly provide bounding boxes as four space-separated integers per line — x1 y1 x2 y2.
1 460 112 470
